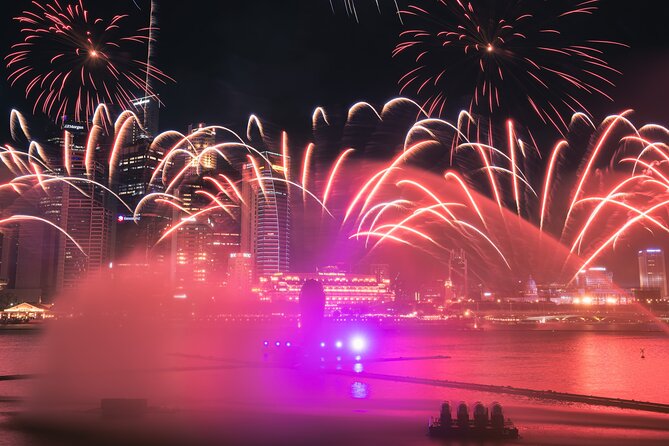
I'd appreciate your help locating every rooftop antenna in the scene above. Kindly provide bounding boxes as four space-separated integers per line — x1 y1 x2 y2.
143 0 157 130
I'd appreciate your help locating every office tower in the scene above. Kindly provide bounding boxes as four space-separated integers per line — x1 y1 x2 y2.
130 95 160 142
228 252 253 292
240 152 290 277
50 122 114 290
114 135 170 265
371 264 391 283
638 248 667 297
171 177 240 291
116 138 165 209
577 266 614 289
448 249 468 299
187 123 217 171
0 121 114 301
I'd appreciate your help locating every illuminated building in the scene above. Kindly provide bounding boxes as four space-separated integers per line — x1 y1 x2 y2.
116 138 165 209
257 269 394 312
522 276 539 302
0 121 113 300
241 152 290 276
48 121 114 291
228 252 254 292
552 267 631 305
417 280 446 304
172 179 240 291
577 266 613 289
114 120 170 268
130 95 160 141
638 248 667 298
1 302 53 320
187 123 217 171
173 217 212 287
371 263 391 283
448 249 468 299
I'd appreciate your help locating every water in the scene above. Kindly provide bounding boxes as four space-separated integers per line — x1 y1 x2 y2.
1 324 668 445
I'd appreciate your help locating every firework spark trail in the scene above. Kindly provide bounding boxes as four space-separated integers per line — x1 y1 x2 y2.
133 192 182 221
323 148 355 207
395 0 625 134
330 0 403 23
540 141 568 232
6 0 173 122
301 142 315 203
4 100 669 297
0 215 87 255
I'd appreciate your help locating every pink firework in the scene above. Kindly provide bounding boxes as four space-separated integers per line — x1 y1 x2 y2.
5 0 172 123
394 0 626 132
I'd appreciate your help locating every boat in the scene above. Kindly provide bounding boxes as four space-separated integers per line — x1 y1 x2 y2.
428 401 519 440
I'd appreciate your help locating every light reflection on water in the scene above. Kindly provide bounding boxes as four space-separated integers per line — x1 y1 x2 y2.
0 324 668 445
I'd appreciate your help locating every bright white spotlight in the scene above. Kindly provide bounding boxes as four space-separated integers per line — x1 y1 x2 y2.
350 336 367 353
335 340 343 349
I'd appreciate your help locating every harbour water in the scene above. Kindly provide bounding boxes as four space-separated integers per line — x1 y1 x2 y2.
1 324 668 445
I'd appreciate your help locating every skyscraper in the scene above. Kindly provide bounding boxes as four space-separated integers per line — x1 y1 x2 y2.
171 176 240 292
0 121 114 300
116 139 165 209
47 122 114 291
448 249 468 299
114 136 170 265
228 252 253 293
241 152 291 277
638 248 667 297
187 123 217 171
130 95 160 142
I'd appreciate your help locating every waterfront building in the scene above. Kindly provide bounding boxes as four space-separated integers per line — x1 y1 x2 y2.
565 267 629 305
1 302 53 320
240 152 290 276
228 252 254 293
256 269 394 313
448 249 468 299
638 248 667 298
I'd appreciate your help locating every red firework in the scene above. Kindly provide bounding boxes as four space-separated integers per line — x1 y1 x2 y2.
5 0 172 123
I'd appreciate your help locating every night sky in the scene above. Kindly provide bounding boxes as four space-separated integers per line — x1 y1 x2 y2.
2 1 669 137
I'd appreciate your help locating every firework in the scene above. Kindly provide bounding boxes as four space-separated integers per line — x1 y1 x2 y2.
3 99 669 296
329 0 402 22
6 0 172 123
394 0 625 132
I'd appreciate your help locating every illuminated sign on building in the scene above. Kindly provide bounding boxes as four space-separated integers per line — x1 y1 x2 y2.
117 215 141 223
63 123 85 132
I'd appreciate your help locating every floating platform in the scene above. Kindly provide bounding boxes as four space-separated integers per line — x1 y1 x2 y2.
428 401 519 440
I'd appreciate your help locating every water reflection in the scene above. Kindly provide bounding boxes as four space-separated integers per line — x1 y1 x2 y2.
350 381 369 399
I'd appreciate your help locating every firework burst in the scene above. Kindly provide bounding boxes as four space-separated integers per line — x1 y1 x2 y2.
6 0 172 123
394 0 625 132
